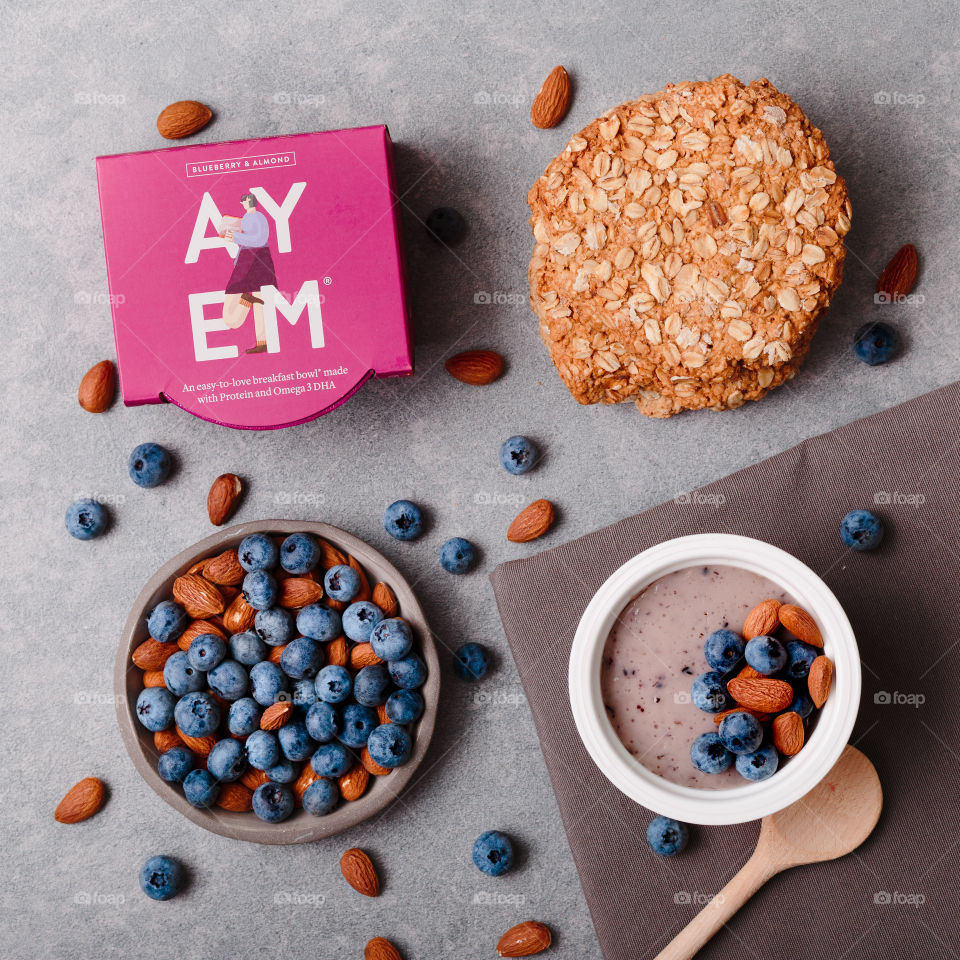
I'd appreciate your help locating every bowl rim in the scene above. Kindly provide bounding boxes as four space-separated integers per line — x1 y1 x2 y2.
568 533 860 825
115 519 440 844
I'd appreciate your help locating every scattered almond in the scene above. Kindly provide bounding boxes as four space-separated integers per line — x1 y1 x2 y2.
154 729 183 753
372 581 399 618
132 638 178 671
712 706 772 725
743 598 781 640
772 712 804 756
778 604 823 646
177 618 226 651
207 474 243 526
77 360 116 413
172 574 225 619
445 349 504 385
327 636 348 667
350 642 382 670
339 765 370 801
175 727 216 756
497 920 552 957
241 767 270 791
260 701 294 730
507 499 556 543
202 549 245 586
222 592 257 633
531 65 571 129
340 847 380 897
726 676 793 713
278 577 324 609
876 243 918 300
156 99 212 139
364 937 403 960
808 655 834 708
142 670 166 688
216 782 253 812
361 747 393 777
54 777 106 823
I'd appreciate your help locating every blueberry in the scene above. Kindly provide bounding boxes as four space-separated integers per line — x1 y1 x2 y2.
337 703 379 748
353 664 392 707
744 635 787 675
157 746 194 783
183 768 220 808
323 564 361 602
277 719 317 761
255 607 293 646
139 855 184 901
296 603 342 642
237 533 279 572
385 690 424 725
65 498 109 540
646 816 689 857
440 537 476 574
314 665 353 704
717 711 764 755
784 640 818 680
788 689 815 719
279 532 320 574
388 653 427 690
703 629 745 673
854 321 899 366
342 601 384 642
383 499 424 541
230 630 268 666
305 701 341 743
425 206 465 244
174 691 221 738
265 759 298 783
735 742 779 782
690 731 734 774
252 782 294 823
310 742 353 778
690 672 730 713
840 509 884 551
280 637 324 680
162 651 205 697
242 570 277 611
128 442 172 488
249 661 286 706
135 687 176 732
453 642 488 681
147 600 186 643
207 738 247 782
207 659 249 701
472 830 514 877
246 730 281 770
187 633 226 672
366 723 412 769
302 777 339 816
499 435 538 475
228 697 262 737
370 618 413 661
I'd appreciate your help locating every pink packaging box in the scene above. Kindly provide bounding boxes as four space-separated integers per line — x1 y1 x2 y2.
96 126 412 429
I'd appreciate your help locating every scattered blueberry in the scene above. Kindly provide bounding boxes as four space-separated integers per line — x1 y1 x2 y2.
310 742 353 778
279 532 320 574
735 742 779 782
369 618 413 661
280 637 324 680
207 659 249 701
440 537 476 574
228 697 262 737
296 603 342 642
249 661 286 706
646 816 689 857
230 630 268 666
388 653 427 690
187 633 226 672
207 738 247 782
255 607 293 647
453 642 488 681
365 723 412 769
324 564 361 603
337 703 379 748
840 509 884 551
315 665 353 703
383 499 424 541
242 570 277 611
65 498 109 540
302 777 339 816
147 601 186 643
744 635 787 675
385 690 424 725
305 700 341 743
690 731 734 774
173 691 221 738
784 640 818 680
342 601 384 642
690 672 730 713
237 533 279 572
703 629 745 673
183 768 220 808
252 782 294 823
139 855 184 901
135 687 176 732
128 442 171 488
245 730 282 770
425 206 465 244
472 830 514 877
277 719 317 762
162 651 205 697
499 436 538 475
157 746 194 783
854 321 899 366
353 664 392 707
717 711 764 755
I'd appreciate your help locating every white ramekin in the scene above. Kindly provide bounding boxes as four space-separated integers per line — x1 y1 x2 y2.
568 534 860 825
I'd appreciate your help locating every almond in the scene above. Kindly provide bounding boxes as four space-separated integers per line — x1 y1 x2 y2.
339 765 370 802
531 65 571 129
223 592 257 633
177 618 227 651
202 549 245 586
278 577 324 609
207 474 243 526
444 349 504 385
77 360 116 413
260 701 294 730
187 559 208 575
778 604 823 646
736 664 761 680
54 777 105 823
292 764 321 802
156 99 212 139
132 638 178 671
743 598 781 640
241 767 270 791
327 635 348 667
216 782 253 812
348 555 372 602
267 643 287 665
154 729 183 753
172 574 225 619
497 920 552 957
772 711 805 756
808 655 834 708
507 499 556 543
876 243 918 300
372 581 399 618
726 676 793 713
712 706 772 725
318 538 348 569
364 938 403 960
361 746 393 776
350 642 382 670
142 670 166 688
175 727 216 756
340 847 380 897
376 703 391 725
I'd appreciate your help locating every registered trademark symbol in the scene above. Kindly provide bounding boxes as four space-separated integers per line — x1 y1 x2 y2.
323 276 332 286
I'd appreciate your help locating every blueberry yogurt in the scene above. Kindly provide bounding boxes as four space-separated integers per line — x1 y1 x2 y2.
599 565 792 789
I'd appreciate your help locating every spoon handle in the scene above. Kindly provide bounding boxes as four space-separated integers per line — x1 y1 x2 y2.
652 851 782 960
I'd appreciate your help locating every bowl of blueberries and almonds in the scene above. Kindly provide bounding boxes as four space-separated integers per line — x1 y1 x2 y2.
116 520 439 843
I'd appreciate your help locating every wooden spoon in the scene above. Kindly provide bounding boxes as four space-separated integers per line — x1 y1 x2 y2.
654 745 882 960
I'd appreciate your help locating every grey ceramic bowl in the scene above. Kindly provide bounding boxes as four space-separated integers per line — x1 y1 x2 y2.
115 519 439 844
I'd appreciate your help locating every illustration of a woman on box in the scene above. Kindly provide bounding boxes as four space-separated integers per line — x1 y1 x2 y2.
219 193 277 354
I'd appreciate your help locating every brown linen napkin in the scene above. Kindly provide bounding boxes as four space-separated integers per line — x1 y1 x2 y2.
490 381 960 960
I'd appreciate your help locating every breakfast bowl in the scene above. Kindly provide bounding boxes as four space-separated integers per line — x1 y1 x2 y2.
568 533 860 825
115 519 440 844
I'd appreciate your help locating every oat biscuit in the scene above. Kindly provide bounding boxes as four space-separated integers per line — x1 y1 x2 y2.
526 75 850 417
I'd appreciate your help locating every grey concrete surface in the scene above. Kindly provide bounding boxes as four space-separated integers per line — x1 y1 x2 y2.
2 1 957 957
